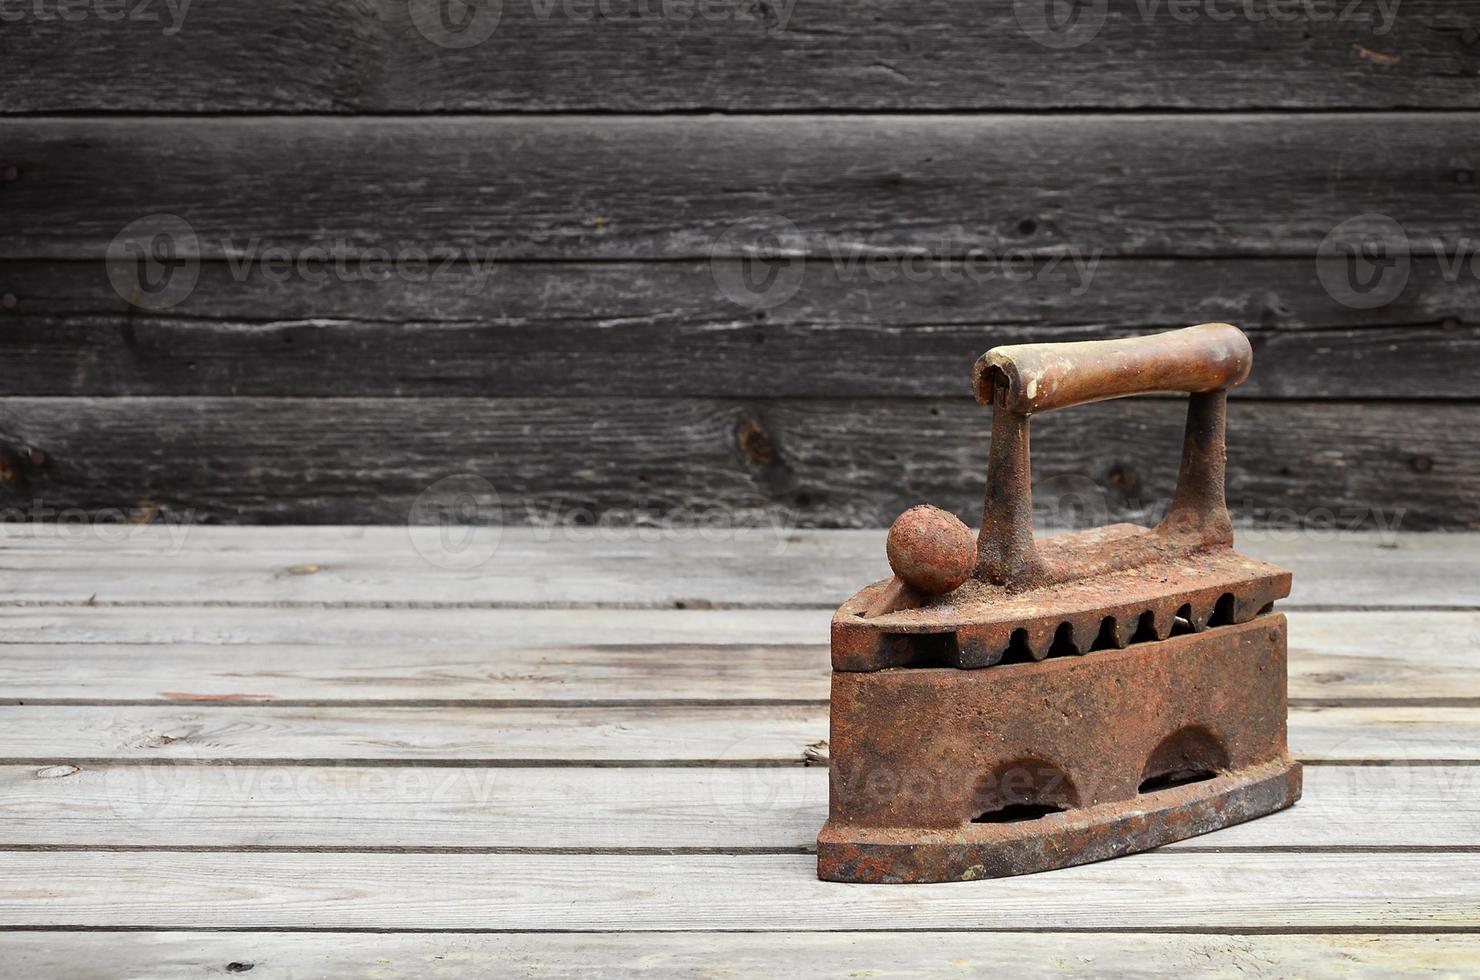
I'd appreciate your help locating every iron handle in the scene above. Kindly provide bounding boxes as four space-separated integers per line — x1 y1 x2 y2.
976 324 1249 588
973 323 1252 415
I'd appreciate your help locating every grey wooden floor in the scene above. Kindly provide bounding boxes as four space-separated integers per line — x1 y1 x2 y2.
1 526 1477 976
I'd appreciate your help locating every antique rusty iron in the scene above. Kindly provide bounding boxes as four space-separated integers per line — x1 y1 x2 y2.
818 323 1300 883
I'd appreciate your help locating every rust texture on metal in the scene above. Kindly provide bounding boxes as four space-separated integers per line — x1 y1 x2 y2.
885 504 977 596
819 323 1299 883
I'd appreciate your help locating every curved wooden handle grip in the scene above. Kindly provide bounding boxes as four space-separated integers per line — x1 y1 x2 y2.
973 323 1252 415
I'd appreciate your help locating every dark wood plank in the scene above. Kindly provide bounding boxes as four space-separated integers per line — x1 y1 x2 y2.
2 0 1474 112
3 115 1474 259
0 397 1468 527
2 259 1474 398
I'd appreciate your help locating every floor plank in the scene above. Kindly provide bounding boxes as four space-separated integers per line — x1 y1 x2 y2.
0 605 826 646
0 704 1471 764
0 764 1471 852
0 528 1471 957
0 640 828 704
2 931 1476 979
0 528 1461 608
0 851 1475 929
0 610 1474 703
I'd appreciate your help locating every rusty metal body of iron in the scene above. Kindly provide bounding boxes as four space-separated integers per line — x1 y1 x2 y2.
818 323 1300 884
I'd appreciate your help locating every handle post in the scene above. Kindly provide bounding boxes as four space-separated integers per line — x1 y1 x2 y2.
1158 388 1233 545
977 406 1042 585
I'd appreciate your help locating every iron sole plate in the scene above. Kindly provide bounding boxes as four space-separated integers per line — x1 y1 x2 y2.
818 756 1301 883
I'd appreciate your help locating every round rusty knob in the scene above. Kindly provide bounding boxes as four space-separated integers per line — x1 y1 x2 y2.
886 504 976 595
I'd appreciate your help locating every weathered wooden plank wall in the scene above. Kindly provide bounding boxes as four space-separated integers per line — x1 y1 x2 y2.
1 0 1473 111
0 1 1474 527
